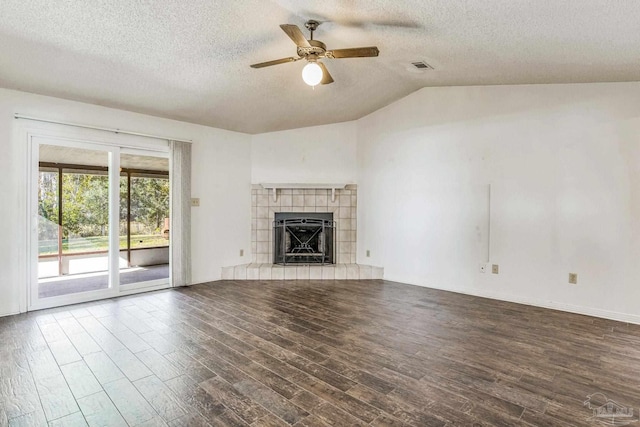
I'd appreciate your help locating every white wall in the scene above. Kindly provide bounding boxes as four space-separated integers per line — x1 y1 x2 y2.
0 88 251 316
4 81 640 324
357 83 640 323
251 121 357 184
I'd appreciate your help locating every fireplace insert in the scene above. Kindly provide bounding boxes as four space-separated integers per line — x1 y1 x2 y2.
273 212 335 265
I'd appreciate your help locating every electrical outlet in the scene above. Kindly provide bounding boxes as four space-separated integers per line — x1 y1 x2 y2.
569 273 578 284
191 198 200 207
492 264 499 274
479 264 486 273
240 249 244 257
366 250 370 257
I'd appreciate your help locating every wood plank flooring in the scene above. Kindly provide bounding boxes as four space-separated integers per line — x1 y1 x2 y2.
1 279 640 426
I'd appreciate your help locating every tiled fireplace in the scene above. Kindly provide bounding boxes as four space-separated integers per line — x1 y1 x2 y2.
251 185 357 264
221 184 383 280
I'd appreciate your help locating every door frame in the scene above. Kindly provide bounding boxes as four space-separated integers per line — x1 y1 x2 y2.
27 133 170 311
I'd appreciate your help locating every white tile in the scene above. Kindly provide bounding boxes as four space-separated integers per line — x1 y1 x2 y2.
247 265 260 280
256 230 269 242
338 241 351 256
281 195 292 208
315 194 327 207
257 254 269 264
221 267 234 280
257 219 270 230
351 194 357 207
359 265 372 279
339 195 351 207
351 207 357 219
372 267 384 279
256 206 268 219
350 230 357 242
256 241 269 254
281 189 292 196
339 207 350 219
304 195 316 207
304 206 317 212
349 253 356 264
271 267 284 280
268 195 280 208
334 264 347 280
234 264 247 280
296 265 310 280
259 265 272 280
257 195 269 207
284 267 297 280
322 266 335 280
292 195 305 207
309 266 322 280
340 219 352 231
292 189 304 195
338 230 350 243
303 189 315 196
346 264 359 280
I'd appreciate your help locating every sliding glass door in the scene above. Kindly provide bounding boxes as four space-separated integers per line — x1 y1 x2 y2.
118 150 170 290
30 136 170 310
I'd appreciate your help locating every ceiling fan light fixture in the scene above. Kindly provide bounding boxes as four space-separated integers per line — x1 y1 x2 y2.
302 61 323 86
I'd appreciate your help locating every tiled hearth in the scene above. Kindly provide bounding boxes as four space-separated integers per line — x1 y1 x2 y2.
220 184 383 281
222 263 384 280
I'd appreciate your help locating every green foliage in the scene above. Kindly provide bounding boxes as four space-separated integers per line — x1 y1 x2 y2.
38 169 169 254
62 172 109 238
130 176 170 232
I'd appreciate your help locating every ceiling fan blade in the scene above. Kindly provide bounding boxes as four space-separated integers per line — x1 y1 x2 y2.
328 46 380 59
250 57 299 68
318 62 334 85
279 24 311 47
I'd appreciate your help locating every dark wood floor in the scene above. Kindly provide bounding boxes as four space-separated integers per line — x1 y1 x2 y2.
1 280 639 427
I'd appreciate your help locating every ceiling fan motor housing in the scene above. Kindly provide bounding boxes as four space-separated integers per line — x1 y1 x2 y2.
297 40 326 58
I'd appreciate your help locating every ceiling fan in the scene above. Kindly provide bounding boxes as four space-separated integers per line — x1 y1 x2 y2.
250 20 379 87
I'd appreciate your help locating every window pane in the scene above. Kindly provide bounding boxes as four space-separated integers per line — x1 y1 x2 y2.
61 170 109 254
130 175 170 249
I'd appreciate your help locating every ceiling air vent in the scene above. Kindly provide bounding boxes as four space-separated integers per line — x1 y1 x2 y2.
410 61 434 71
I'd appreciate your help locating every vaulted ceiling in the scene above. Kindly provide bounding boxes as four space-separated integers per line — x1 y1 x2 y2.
1 0 639 134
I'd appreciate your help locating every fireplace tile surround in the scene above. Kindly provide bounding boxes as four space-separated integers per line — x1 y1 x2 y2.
251 184 357 264
220 184 384 281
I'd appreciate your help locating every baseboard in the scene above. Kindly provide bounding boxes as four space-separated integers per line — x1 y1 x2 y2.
0 310 21 318
389 278 640 326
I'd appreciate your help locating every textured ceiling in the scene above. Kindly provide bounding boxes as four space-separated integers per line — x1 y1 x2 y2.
1 1 639 134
